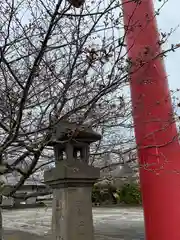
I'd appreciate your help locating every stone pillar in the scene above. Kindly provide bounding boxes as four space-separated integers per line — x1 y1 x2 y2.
44 160 99 240
80 144 90 163
54 144 64 166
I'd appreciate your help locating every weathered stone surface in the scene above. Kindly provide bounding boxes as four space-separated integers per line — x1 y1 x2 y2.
44 160 100 186
44 161 99 240
44 161 100 240
49 121 101 145
52 187 94 240
44 122 101 240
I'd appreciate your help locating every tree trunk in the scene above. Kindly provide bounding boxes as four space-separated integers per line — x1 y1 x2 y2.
0 196 3 240
0 174 6 240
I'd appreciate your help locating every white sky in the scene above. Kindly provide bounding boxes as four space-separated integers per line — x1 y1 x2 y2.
117 0 180 140
156 0 180 91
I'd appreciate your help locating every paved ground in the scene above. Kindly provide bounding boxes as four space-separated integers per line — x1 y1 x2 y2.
2 207 145 240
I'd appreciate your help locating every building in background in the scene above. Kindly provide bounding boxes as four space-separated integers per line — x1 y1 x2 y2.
2 172 50 206
94 146 139 187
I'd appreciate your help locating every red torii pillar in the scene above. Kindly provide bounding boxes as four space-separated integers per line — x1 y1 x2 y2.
122 0 180 239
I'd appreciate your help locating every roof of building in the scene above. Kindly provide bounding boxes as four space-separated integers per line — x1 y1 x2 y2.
4 173 45 187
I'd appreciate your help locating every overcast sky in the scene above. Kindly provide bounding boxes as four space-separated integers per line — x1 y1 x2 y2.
156 0 180 91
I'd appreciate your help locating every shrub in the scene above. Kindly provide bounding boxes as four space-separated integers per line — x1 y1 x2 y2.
92 185 101 203
92 182 142 205
92 184 117 204
119 183 141 204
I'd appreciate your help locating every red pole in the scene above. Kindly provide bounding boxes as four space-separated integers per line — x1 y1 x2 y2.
122 0 180 239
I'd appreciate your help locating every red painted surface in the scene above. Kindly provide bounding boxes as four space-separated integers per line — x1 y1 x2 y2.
122 0 180 239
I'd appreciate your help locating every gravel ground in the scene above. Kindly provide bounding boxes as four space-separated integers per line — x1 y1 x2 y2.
3 207 145 240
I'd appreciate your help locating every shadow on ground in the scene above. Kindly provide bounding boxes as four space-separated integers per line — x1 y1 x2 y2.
3 207 145 239
4 226 145 240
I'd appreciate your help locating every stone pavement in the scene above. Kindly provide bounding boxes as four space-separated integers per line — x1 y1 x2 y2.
4 229 145 240
4 230 47 240
2 207 145 240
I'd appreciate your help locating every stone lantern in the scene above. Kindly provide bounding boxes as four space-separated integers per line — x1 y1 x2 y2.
44 121 101 240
